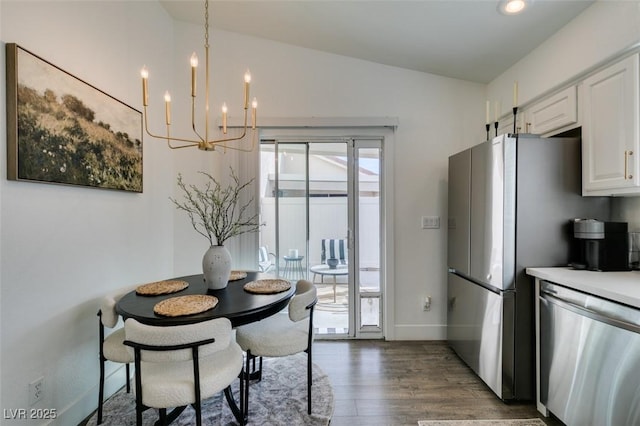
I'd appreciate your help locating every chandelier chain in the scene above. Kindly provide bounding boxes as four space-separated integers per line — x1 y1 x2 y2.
204 0 209 49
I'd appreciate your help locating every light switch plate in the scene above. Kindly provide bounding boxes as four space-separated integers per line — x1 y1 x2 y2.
421 216 440 229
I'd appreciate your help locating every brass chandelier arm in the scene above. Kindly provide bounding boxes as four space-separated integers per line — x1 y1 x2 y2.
201 121 254 152
219 132 257 152
143 104 256 151
142 107 201 149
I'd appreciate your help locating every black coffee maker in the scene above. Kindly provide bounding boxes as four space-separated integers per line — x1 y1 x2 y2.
570 219 629 271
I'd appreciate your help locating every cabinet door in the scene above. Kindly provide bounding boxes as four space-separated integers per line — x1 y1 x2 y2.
497 114 514 137
524 86 577 136
582 53 639 195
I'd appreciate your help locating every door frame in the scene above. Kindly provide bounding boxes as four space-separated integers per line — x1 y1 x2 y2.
257 123 395 339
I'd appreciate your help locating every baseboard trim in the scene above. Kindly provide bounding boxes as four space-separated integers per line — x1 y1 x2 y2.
390 324 447 340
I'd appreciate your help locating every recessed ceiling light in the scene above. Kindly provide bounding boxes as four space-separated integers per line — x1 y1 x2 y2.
498 0 529 15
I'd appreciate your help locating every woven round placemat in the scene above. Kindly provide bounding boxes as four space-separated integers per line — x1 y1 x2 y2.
229 270 248 281
136 280 189 296
244 279 291 294
153 295 218 317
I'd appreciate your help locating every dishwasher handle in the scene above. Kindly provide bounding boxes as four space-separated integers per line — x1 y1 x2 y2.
541 292 640 334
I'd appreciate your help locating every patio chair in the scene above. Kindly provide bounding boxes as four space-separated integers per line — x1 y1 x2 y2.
320 238 348 265
258 246 276 273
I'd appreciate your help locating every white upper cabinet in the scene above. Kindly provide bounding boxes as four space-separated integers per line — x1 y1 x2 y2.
582 53 639 196
523 86 578 136
497 114 515 137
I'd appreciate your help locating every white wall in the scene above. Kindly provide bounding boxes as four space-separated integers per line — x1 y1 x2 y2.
488 1 640 230
0 1 176 424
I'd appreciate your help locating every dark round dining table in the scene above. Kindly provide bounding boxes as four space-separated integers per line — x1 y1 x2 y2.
116 271 296 327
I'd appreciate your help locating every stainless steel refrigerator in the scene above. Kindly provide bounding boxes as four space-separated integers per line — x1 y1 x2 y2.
446 133 610 401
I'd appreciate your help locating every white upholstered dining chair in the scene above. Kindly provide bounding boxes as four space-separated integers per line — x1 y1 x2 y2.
123 317 244 426
235 279 318 417
97 286 136 424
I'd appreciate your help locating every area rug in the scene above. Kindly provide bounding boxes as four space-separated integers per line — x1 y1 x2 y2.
87 353 334 425
418 420 546 426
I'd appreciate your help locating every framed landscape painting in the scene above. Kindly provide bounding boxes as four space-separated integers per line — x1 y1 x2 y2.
5 43 143 192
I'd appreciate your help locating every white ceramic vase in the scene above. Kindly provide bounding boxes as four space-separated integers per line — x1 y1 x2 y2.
202 245 232 290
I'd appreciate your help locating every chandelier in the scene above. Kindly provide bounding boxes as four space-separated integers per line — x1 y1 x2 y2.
140 0 257 152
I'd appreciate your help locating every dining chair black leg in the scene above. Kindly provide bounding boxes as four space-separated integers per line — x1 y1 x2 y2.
193 400 202 426
223 385 245 425
98 357 105 424
244 350 252 419
98 318 106 425
238 371 245 422
307 350 312 414
159 408 167 426
125 364 130 392
135 404 143 426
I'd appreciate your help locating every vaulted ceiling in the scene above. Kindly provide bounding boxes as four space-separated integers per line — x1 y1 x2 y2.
160 0 594 83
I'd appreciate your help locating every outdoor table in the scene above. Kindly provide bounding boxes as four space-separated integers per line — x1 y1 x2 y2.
282 255 305 280
310 264 348 303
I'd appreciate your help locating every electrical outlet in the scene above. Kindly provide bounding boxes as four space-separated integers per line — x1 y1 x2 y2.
423 296 432 311
29 377 44 405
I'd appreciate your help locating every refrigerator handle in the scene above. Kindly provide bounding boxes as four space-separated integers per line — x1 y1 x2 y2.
449 269 503 295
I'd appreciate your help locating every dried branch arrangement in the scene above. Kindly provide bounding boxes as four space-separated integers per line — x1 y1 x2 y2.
171 168 262 246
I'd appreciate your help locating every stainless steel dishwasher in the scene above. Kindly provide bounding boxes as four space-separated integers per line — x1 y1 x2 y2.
539 280 640 426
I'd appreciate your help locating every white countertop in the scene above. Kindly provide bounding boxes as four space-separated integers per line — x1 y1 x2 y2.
526 267 640 308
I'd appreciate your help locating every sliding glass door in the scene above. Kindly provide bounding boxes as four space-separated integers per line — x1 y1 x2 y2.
259 137 383 338
352 142 383 335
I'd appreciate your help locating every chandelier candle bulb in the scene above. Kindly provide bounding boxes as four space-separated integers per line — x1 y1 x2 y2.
140 67 149 106
164 91 171 125
222 102 228 134
244 70 251 109
252 98 257 129
190 53 198 97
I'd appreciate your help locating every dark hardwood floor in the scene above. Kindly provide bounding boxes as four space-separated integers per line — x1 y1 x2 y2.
313 340 563 426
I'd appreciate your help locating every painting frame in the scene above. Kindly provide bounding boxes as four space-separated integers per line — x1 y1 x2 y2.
5 43 143 192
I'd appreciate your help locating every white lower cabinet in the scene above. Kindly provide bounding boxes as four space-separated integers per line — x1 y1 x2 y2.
582 53 640 196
